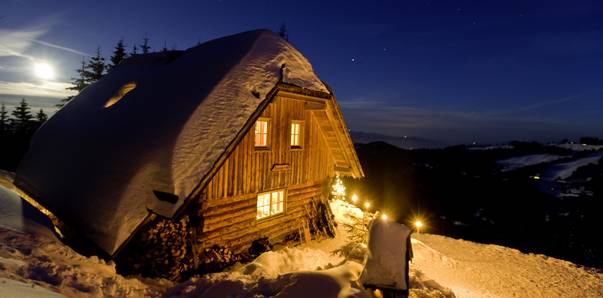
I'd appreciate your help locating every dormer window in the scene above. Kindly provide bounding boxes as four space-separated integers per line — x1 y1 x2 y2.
104 82 136 108
255 119 269 147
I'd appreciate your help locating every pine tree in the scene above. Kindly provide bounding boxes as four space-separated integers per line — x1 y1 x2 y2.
278 23 289 41
11 98 34 136
83 46 105 83
132 44 138 55
107 38 127 71
35 109 48 124
59 58 89 107
332 208 371 262
141 36 151 54
0 102 8 136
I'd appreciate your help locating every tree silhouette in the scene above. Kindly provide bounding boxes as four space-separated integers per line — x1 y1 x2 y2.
278 23 289 41
0 102 8 136
60 58 89 107
141 36 151 54
11 98 34 136
35 109 48 125
107 38 128 71
84 47 106 83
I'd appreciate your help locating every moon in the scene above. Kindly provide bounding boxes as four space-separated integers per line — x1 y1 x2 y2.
33 62 55 80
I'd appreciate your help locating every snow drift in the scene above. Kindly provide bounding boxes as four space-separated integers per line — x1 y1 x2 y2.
1 184 601 297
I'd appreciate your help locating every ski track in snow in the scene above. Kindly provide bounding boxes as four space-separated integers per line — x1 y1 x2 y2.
0 182 602 297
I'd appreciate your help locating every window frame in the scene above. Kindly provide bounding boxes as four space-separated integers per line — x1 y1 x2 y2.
254 118 270 149
290 120 304 149
256 189 286 220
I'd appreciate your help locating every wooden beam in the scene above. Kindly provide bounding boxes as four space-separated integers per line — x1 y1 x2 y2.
304 102 326 111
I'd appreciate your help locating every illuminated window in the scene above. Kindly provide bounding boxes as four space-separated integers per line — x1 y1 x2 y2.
104 82 137 108
255 119 269 147
290 121 303 147
256 190 285 219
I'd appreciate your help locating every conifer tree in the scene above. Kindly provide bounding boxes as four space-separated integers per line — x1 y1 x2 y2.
60 58 89 107
278 23 289 41
11 98 33 135
132 44 138 55
0 102 8 136
141 36 151 54
35 109 48 124
83 46 106 83
107 39 127 71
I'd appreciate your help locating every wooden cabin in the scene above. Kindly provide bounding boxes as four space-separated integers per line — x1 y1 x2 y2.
14 30 363 279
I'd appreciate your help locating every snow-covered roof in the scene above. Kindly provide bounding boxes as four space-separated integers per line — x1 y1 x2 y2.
15 30 336 255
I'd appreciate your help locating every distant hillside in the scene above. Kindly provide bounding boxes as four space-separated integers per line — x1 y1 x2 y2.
350 130 445 149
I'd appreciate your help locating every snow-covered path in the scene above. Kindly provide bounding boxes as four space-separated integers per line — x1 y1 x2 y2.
412 233 603 298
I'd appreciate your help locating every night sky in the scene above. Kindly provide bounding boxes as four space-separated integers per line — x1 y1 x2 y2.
1 0 602 144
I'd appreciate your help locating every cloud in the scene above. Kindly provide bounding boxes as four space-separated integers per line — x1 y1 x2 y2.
31 39 90 57
0 18 88 59
338 98 586 143
489 94 585 116
0 80 76 99
0 28 46 59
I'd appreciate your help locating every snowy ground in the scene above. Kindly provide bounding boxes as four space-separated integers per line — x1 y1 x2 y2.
497 154 568 172
541 152 603 181
412 234 603 297
0 182 602 297
554 143 603 152
535 152 603 198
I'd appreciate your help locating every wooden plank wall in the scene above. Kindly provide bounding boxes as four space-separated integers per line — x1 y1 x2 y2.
198 94 336 252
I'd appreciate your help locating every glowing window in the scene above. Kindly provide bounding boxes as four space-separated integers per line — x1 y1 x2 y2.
104 82 137 108
256 190 285 219
290 121 303 147
255 119 269 147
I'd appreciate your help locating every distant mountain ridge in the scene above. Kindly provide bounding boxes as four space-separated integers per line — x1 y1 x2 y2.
350 130 445 149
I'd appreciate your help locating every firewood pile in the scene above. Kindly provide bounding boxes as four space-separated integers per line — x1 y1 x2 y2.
116 215 195 281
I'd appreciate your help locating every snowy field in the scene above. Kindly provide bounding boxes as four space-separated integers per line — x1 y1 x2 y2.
554 143 603 152
542 153 603 180
0 183 602 297
497 154 568 172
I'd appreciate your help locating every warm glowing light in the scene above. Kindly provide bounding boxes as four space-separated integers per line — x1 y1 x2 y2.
331 176 346 198
364 201 371 209
351 194 358 203
104 82 137 108
415 220 423 228
381 213 388 221
33 62 55 80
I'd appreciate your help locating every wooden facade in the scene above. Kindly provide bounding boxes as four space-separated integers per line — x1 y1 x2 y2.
197 92 337 253
116 86 363 280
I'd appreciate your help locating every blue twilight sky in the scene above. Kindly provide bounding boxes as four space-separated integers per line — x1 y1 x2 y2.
0 0 601 144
